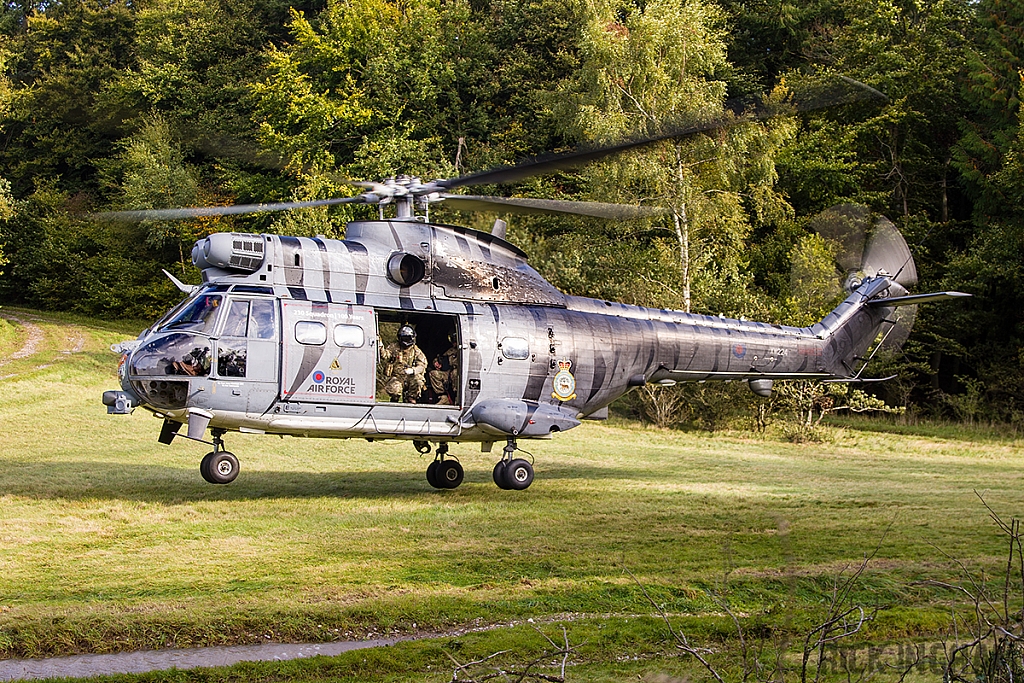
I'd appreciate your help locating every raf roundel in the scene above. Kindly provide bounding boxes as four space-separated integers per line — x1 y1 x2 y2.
313 371 326 383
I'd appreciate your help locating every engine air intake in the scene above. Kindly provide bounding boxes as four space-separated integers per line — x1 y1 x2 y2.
192 233 265 273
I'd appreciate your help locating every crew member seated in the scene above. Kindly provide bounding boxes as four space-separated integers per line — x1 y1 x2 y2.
427 331 460 405
380 325 427 403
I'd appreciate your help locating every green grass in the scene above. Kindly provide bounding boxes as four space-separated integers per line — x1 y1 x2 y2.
1 308 1023 681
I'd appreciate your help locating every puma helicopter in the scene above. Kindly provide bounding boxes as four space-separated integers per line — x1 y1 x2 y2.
100 115 968 491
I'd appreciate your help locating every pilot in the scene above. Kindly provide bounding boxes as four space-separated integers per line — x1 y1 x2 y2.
380 325 427 403
428 331 460 405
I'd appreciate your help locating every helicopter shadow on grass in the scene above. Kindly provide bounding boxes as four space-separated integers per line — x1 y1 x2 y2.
0 459 634 504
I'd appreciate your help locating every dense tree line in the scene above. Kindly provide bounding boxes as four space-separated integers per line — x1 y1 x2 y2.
0 0 1020 422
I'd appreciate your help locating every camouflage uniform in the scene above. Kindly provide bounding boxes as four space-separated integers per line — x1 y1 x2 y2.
380 342 427 402
428 345 460 405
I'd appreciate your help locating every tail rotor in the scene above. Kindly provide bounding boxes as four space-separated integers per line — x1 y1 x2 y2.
808 204 919 354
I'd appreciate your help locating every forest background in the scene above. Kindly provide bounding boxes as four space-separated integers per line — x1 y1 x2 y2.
0 0 1021 424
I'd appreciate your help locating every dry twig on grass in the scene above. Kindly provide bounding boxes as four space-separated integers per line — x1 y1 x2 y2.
446 626 578 683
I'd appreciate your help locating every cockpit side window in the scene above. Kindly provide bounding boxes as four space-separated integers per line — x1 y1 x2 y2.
222 300 250 337
250 300 277 340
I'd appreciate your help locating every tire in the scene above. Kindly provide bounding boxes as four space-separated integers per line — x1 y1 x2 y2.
426 460 441 489
206 451 240 484
505 458 534 490
492 460 511 490
200 452 216 484
436 460 464 489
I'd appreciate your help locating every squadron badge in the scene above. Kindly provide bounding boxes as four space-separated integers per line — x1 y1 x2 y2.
551 359 577 401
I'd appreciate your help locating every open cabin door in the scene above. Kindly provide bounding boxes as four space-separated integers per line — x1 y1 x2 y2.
280 301 377 404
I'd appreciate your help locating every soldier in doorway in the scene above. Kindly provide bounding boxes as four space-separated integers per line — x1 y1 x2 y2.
380 325 427 403
428 331 460 405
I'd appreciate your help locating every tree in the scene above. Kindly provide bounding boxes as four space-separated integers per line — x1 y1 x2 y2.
0 0 136 197
553 0 795 316
781 0 973 220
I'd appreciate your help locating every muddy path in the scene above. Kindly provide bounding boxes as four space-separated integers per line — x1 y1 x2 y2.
0 312 46 363
0 310 88 379
0 638 404 681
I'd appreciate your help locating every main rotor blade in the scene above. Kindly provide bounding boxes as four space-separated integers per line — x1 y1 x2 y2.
437 114 733 190
437 77 886 191
93 196 365 222
439 194 665 219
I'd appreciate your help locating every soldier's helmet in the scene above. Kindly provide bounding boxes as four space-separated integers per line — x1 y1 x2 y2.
398 325 416 348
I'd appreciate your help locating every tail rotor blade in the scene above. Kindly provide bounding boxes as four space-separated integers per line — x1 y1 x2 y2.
809 204 918 290
878 303 917 352
863 216 918 288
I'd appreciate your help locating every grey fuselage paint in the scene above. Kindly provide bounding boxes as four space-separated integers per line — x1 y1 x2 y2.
116 220 901 443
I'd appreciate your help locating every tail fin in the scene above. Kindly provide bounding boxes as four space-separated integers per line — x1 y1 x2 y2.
814 277 969 379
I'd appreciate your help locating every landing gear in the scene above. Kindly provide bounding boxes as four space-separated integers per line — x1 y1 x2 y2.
200 428 239 485
504 459 534 490
424 442 463 489
493 460 511 490
493 438 534 490
416 439 533 491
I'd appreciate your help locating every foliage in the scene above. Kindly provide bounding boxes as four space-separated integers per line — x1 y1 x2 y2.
552 0 796 316
629 381 754 431
0 0 1016 421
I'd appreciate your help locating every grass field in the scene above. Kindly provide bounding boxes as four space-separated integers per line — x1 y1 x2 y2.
1 306 1023 682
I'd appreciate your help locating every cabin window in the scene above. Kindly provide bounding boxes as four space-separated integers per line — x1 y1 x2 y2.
294 321 327 345
334 324 365 348
500 336 530 360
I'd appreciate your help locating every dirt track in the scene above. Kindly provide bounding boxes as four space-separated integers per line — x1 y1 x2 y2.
0 311 87 378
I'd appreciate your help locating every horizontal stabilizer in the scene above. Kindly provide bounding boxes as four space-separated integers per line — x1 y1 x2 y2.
867 291 971 307
822 374 898 384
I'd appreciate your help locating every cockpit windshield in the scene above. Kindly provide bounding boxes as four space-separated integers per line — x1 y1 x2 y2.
160 293 224 334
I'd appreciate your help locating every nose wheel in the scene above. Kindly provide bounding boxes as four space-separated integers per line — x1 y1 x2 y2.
200 429 239 484
424 442 464 489
493 438 534 490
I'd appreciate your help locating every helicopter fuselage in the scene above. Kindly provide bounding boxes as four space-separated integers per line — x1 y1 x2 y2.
103 218 905 487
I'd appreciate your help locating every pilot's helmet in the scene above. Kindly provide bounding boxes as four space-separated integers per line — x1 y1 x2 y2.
398 325 416 348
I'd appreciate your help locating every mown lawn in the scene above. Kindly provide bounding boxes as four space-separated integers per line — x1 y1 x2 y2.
1 306 1022 681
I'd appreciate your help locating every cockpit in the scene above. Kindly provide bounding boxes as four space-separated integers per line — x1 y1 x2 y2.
124 285 278 410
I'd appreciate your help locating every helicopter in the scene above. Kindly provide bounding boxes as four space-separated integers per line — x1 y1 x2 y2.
99 91 969 491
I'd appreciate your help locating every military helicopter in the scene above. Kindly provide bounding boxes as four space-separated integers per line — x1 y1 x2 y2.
99 89 968 491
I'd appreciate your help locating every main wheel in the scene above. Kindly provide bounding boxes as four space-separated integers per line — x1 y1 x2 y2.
205 451 240 484
505 458 534 490
426 460 442 489
492 460 511 490
436 460 464 489
200 452 216 484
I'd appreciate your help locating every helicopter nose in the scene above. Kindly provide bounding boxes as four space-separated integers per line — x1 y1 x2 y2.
123 332 212 411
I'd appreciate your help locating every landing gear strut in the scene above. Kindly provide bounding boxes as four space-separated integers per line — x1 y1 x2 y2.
493 437 534 490
424 442 463 489
200 428 239 485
